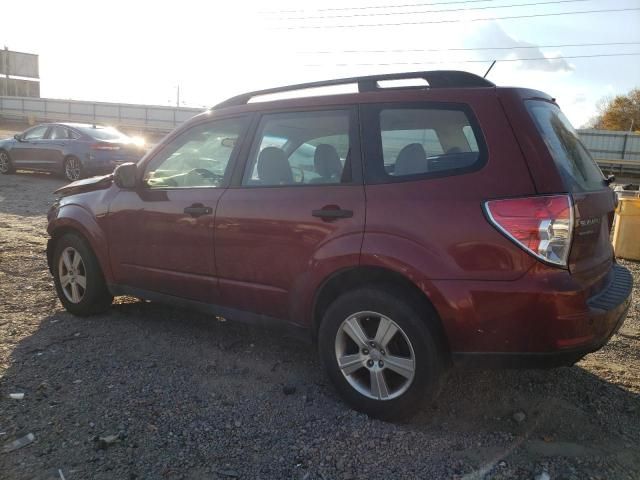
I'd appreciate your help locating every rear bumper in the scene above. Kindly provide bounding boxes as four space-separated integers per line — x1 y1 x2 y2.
443 263 633 367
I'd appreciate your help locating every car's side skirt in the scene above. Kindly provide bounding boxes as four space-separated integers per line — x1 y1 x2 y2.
108 284 312 343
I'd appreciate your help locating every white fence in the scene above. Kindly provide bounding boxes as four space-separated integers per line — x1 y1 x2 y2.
0 96 203 132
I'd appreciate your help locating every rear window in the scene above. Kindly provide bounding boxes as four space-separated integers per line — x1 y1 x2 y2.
362 104 485 182
527 101 605 192
77 126 130 142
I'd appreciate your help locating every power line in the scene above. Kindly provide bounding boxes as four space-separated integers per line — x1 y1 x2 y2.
298 41 640 55
303 52 640 67
278 7 640 29
278 0 595 20
261 0 497 14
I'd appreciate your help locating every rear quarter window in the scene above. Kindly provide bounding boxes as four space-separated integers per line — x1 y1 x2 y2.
527 101 605 192
78 126 130 142
362 103 486 183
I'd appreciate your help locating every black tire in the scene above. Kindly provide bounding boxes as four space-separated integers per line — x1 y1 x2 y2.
52 233 113 316
63 155 83 181
0 150 15 174
318 286 445 421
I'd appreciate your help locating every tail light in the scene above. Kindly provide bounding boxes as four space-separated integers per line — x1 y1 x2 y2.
91 143 121 151
484 194 574 267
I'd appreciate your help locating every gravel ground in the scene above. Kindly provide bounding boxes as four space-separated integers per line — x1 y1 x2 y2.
0 171 639 480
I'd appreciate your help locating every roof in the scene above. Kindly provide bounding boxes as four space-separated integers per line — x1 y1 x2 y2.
59 123 106 129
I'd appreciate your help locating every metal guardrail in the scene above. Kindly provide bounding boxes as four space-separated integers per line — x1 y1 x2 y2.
578 129 640 177
0 96 203 133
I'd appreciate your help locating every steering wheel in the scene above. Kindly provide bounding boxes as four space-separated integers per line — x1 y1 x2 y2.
189 168 217 178
187 168 224 184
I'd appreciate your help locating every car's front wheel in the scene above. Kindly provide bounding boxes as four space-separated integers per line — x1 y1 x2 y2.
52 233 113 316
0 150 15 174
63 156 83 181
318 287 445 421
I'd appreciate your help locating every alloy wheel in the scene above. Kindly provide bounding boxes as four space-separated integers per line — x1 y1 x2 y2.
65 157 81 181
334 311 416 401
0 152 9 173
58 247 87 303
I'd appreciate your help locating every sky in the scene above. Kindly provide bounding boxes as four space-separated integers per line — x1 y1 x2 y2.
2 0 639 127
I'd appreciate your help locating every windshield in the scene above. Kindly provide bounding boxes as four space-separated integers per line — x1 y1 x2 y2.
77 126 130 142
527 101 605 192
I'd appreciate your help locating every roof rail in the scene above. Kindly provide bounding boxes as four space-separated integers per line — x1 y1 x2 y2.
214 70 495 109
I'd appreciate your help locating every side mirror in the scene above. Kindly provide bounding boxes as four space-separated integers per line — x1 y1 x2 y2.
14 134 22 142
113 162 137 189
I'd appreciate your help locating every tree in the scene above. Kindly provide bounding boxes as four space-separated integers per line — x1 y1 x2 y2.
590 88 640 131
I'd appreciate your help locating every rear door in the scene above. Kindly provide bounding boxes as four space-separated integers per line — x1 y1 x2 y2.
214 107 365 322
44 125 70 171
525 100 615 283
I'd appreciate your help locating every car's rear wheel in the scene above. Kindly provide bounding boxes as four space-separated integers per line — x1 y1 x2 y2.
64 156 83 181
318 287 445 421
0 150 15 174
52 233 113 316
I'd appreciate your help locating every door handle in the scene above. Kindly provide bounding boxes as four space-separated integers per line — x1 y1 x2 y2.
184 204 212 217
312 207 353 220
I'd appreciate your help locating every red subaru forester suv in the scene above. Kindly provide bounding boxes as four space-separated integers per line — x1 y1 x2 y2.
47 71 633 419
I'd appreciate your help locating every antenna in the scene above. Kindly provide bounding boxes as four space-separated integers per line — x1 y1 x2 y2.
483 60 497 79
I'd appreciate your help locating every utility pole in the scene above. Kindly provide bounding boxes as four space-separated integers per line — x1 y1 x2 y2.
2 46 8 96
176 84 180 107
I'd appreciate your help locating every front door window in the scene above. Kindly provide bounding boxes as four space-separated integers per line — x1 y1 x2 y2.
144 117 248 189
23 125 48 140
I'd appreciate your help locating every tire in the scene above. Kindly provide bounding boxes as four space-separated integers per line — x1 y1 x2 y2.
63 156 83 181
318 286 445 421
52 233 113 316
0 150 15 174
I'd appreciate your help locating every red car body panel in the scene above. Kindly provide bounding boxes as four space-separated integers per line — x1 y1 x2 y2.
215 184 366 323
106 188 224 303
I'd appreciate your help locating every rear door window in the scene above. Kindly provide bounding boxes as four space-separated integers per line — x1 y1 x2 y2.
242 109 354 186
362 104 485 182
48 126 69 140
527 101 605 192
68 129 81 140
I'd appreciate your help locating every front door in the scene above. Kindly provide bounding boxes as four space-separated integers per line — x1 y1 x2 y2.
215 108 365 322
11 125 50 168
107 116 250 303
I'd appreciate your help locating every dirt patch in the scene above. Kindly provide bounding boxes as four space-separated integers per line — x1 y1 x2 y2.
0 171 639 479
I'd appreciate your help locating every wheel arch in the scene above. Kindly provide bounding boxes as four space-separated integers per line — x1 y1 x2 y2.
47 207 113 283
47 225 82 272
311 266 452 358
